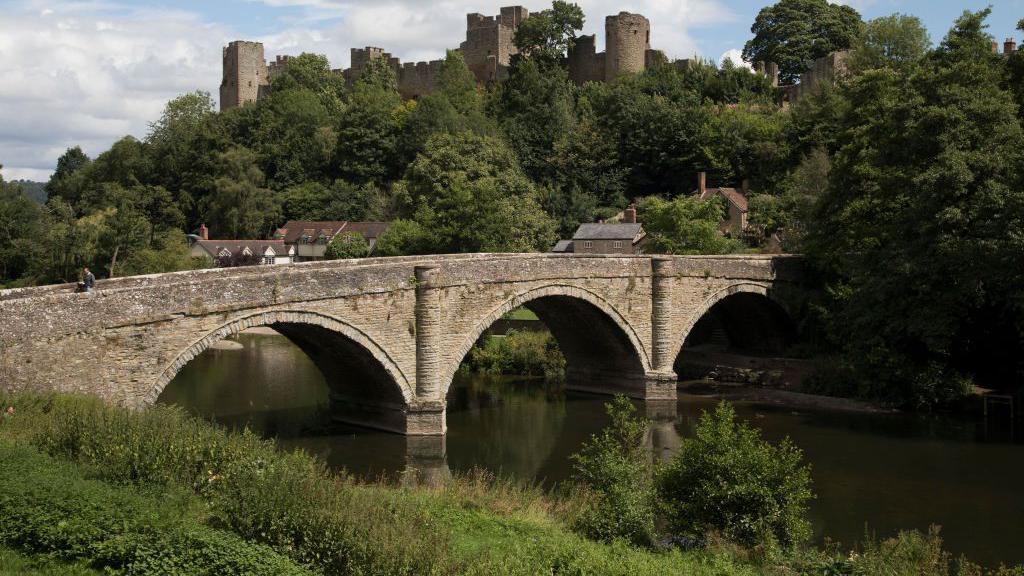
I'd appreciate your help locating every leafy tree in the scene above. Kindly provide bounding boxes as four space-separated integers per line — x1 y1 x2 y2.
266 53 346 115
743 0 863 84
0 168 43 284
513 1 584 64
850 14 931 72
336 70 407 185
204 147 281 239
639 195 741 255
808 9 1024 405
255 88 334 188
324 230 369 259
371 219 431 256
45 147 91 205
657 402 813 549
118 229 204 276
570 396 656 547
491 58 577 181
399 132 557 253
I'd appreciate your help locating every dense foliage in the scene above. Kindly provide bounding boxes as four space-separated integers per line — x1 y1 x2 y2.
464 330 565 379
570 396 657 547
656 402 813 550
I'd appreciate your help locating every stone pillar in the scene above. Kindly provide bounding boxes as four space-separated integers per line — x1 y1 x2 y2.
401 435 451 488
410 265 446 435
647 257 678 400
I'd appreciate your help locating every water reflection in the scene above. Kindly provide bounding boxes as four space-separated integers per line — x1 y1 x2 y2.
160 331 1024 567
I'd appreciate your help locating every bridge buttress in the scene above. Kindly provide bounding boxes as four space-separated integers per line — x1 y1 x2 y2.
409 265 446 435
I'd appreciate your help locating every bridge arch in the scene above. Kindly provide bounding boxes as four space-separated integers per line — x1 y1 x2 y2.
677 283 796 356
151 310 414 406
442 284 651 399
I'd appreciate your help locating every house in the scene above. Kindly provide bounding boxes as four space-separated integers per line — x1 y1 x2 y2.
552 204 646 255
273 220 390 261
189 225 293 266
696 172 748 237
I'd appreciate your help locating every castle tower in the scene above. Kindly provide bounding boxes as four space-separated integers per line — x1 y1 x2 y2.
567 35 604 85
460 6 528 84
220 41 269 111
604 12 650 80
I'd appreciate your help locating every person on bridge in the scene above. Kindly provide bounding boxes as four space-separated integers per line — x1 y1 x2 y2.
81 267 95 293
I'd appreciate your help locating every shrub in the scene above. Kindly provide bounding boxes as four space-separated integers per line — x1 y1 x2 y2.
325 230 370 259
569 396 657 547
465 330 565 379
0 393 450 576
0 441 312 576
656 401 813 550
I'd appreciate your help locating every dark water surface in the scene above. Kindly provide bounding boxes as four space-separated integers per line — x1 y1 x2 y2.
158 332 1024 567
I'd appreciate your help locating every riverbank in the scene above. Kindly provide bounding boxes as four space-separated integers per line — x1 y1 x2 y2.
679 380 896 414
1 391 1019 575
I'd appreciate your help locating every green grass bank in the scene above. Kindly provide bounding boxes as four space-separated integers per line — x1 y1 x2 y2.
0 392 1020 575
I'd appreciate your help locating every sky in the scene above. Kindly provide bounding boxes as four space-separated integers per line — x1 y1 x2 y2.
1 0 1022 181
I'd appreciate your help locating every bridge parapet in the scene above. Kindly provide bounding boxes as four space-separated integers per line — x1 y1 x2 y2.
0 254 804 435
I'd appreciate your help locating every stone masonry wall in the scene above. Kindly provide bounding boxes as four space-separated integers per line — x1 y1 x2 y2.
605 12 650 80
220 41 269 111
0 254 803 434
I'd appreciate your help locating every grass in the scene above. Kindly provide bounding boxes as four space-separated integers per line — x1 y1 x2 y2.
0 391 1021 576
0 547 101 576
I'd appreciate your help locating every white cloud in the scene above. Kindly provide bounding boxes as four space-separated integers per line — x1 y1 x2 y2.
0 0 736 180
719 48 752 70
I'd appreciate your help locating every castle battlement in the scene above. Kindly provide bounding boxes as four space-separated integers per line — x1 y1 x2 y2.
220 4 675 111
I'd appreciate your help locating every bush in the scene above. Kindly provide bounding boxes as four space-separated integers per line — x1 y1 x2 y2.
0 393 450 576
325 230 369 259
657 402 813 550
569 396 657 547
464 330 565 379
0 441 312 576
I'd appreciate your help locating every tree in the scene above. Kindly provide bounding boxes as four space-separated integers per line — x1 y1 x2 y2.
204 147 281 239
808 9 1024 406
743 0 863 84
639 195 741 255
513 1 584 64
657 402 813 549
570 396 656 547
399 132 557 254
324 231 369 259
0 168 43 284
45 147 91 205
336 70 407 185
266 53 346 115
849 14 931 72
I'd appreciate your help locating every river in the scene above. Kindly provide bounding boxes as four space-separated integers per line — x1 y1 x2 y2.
157 331 1024 567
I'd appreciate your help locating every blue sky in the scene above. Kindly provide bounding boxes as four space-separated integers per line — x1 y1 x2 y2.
1 0 1022 181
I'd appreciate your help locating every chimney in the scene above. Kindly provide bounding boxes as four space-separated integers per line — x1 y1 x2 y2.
199 223 209 240
623 204 637 224
1006 38 1017 55
698 172 707 196
993 41 1000 54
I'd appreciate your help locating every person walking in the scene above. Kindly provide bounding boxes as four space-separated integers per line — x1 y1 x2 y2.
82 267 95 293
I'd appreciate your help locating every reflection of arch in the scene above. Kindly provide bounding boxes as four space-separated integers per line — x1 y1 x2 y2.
678 283 795 354
151 310 413 405
443 285 650 398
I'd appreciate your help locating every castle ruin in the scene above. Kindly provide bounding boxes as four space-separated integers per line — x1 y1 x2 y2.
220 5 674 111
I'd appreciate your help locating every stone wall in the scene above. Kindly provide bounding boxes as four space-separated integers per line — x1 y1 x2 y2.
220 41 269 111
0 254 804 435
605 12 650 80
784 51 849 103
460 6 526 84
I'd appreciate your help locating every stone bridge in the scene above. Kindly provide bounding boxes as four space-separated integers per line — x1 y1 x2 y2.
0 254 804 435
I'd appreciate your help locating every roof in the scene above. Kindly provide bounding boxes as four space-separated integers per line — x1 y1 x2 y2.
551 240 574 253
700 187 748 212
274 221 389 243
192 239 288 259
572 223 644 241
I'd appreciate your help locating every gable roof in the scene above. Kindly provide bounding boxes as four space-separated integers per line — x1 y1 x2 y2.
274 221 389 244
551 240 574 253
572 223 644 242
699 187 748 212
193 239 288 259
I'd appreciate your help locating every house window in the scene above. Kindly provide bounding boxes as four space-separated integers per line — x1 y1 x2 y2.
613 241 623 248
263 256 274 265
316 234 329 245
299 234 312 244
583 241 593 249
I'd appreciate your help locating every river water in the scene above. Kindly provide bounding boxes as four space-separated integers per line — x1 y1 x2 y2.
158 331 1024 567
